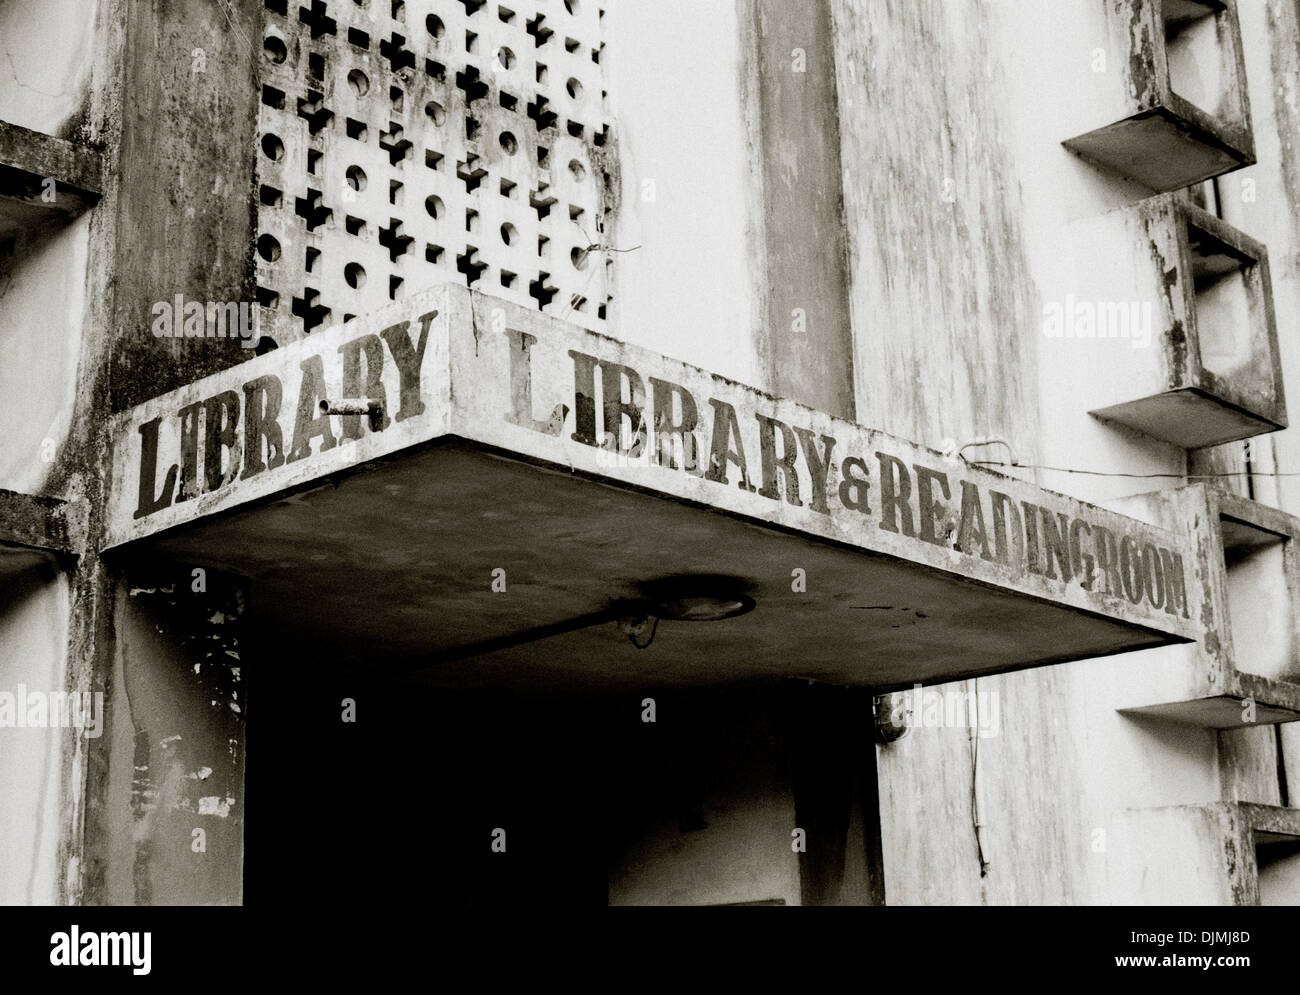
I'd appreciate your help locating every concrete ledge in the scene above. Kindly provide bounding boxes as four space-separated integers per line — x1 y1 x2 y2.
0 488 83 554
1062 0 1254 191
1064 107 1252 192
0 118 103 242
1111 802 1298 904
1074 194 1285 449
1110 485 1300 726
1240 802 1300 844
1121 689 1300 727
0 489 84 581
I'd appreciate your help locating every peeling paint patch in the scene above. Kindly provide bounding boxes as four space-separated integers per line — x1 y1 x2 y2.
198 796 236 817
129 585 174 596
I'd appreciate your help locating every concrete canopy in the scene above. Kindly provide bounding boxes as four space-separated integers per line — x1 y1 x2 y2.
105 285 1205 692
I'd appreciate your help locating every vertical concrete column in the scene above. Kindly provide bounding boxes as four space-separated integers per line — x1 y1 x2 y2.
108 0 260 412
70 0 260 904
744 0 856 421
787 682 885 905
738 4 875 904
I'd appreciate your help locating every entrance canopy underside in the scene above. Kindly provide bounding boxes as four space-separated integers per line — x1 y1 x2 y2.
125 440 1180 693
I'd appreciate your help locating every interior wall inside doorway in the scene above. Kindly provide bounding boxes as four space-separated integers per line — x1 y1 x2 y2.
243 660 884 907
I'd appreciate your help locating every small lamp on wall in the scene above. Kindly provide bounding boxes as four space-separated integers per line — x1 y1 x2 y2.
873 691 910 743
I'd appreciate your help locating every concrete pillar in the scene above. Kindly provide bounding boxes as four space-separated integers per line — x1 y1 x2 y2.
746 0 856 421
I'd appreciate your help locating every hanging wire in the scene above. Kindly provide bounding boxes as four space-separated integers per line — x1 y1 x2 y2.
968 679 990 878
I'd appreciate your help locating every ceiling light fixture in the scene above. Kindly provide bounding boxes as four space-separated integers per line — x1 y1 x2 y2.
416 575 755 666
639 575 755 622
616 575 755 649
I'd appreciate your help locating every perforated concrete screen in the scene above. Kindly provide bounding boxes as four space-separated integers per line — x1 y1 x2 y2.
256 0 614 346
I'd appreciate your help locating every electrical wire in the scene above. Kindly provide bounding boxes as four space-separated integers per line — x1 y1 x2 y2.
969 460 1300 480
215 0 256 63
557 222 640 322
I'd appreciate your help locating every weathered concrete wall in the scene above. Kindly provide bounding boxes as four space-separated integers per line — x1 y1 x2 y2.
603 0 766 390
830 0 1042 452
1207 4 1300 834
107 0 260 411
1112 0 1300 835
0 215 90 494
13 0 262 905
748 0 854 419
0 0 99 140
6 0 1300 908
1107 804 1250 905
92 566 247 905
842 0 1299 905
0 559 71 905
1218 725 1283 805
0 0 110 908
0 1 104 502
605 0 856 419
1208 0 1300 513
